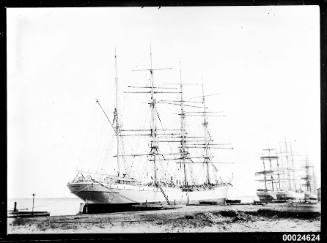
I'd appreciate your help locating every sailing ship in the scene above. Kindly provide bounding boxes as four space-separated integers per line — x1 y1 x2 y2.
255 141 317 202
274 141 304 201
67 49 232 205
255 148 278 202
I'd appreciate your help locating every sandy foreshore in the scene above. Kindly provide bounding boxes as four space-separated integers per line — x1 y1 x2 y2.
8 204 321 233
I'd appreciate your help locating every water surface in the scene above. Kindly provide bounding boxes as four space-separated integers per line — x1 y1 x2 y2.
8 197 83 216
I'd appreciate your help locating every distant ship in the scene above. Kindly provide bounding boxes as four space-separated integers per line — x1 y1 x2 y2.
67 49 233 205
301 157 318 201
255 142 317 202
255 148 278 202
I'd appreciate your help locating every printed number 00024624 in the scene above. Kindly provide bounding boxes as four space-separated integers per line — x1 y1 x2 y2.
282 234 320 241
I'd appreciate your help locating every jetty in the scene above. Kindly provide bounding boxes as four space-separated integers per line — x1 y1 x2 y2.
8 196 50 219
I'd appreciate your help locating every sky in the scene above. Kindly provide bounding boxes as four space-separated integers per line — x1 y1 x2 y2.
7 6 320 199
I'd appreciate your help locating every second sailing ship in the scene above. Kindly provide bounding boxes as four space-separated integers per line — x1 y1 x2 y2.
255 143 318 203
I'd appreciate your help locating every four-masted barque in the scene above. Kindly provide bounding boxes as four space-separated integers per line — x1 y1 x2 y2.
67 49 232 205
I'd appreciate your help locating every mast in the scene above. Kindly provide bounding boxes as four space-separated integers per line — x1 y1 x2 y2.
262 156 267 190
257 148 280 191
149 46 158 184
312 163 317 192
304 156 312 192
263 148 274 191
202 82 211 184
113 48 121 176
276 154 281 190
284 140 292 190
179 63 188 186
126 48 175 185
267 148 275 191
289 142 296 191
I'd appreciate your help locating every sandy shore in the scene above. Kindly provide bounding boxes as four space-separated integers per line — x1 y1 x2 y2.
8 204 321 233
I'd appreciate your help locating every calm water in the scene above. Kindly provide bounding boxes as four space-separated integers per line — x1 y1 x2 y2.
8 194 257 217
8 197 83 216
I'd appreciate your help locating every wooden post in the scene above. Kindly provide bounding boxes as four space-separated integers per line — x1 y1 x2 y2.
32 193 35 214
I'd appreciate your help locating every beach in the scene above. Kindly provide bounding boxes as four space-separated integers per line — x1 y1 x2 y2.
8 204 320 233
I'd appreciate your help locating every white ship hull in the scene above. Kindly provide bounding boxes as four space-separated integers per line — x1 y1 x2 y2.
67 182 229 205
